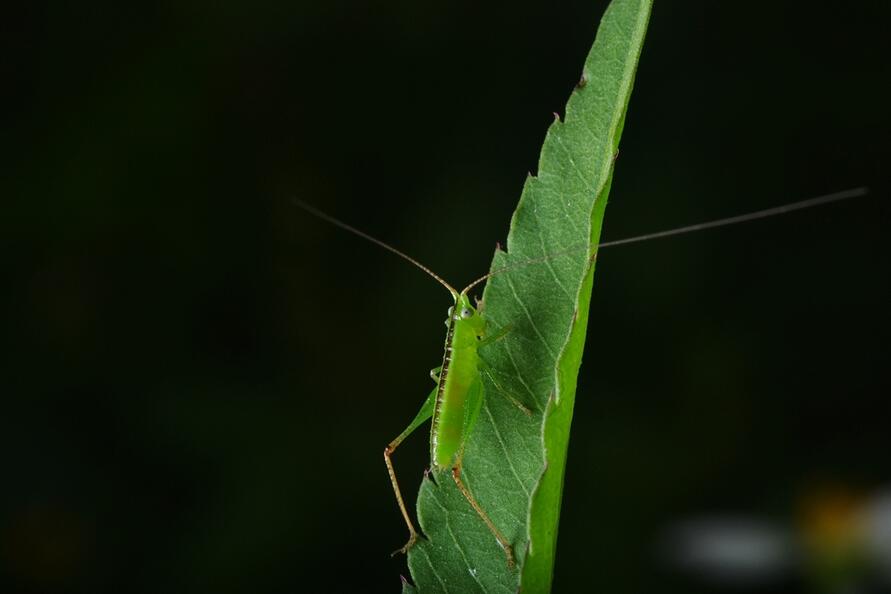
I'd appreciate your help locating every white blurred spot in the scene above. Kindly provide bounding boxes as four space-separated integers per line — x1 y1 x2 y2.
865 488 891 583
662 517 795 584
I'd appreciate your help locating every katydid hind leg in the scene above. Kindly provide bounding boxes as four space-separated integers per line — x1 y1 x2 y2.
429 366 442 383
451 379 516 568
384 386 436 556
450 460 516 568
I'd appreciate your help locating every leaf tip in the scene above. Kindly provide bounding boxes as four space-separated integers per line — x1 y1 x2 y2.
400 575 418 594
423 466 438 486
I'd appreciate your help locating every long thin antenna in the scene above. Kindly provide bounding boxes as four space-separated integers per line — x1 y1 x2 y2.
295 199 459 298
598 187 868 249
460 243 587 295
299 187 867 298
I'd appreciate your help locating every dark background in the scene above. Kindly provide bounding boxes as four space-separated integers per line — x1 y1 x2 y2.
4 1 889 593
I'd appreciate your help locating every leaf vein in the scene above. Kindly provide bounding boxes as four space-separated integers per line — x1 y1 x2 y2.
430 491 487 592
504 274 558 362
483 403 532 501
417 534 450 593
537 233 575 301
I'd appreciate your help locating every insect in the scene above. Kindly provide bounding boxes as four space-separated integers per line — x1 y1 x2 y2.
296 200 538 567
296 187 866 568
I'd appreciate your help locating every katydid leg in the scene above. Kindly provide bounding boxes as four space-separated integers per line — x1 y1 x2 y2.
451 460 516 568
478 322 513 347
449 378 516 567
384 387 436 555
477 324 533 414
480 364 533 415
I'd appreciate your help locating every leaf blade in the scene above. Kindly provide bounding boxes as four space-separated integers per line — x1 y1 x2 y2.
405 1 652 591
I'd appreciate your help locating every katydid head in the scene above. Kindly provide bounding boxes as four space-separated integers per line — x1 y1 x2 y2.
448 294 486 344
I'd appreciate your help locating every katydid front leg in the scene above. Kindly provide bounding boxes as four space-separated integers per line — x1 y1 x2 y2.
482 366 533 416
383 387 436 555
478 322 512 347
477 324 534 415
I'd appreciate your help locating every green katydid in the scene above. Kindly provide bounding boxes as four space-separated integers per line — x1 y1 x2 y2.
296 200 552 568
296 186 866 569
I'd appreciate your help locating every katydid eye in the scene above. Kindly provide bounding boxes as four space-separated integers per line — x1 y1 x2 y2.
460 308 473 319
447 306 454 317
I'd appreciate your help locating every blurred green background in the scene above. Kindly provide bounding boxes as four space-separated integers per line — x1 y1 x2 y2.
4 1 889 592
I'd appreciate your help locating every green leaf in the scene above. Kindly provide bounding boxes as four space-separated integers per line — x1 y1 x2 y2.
403 1 652 592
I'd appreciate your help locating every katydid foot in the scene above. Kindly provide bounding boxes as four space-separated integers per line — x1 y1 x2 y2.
391 532 419 557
